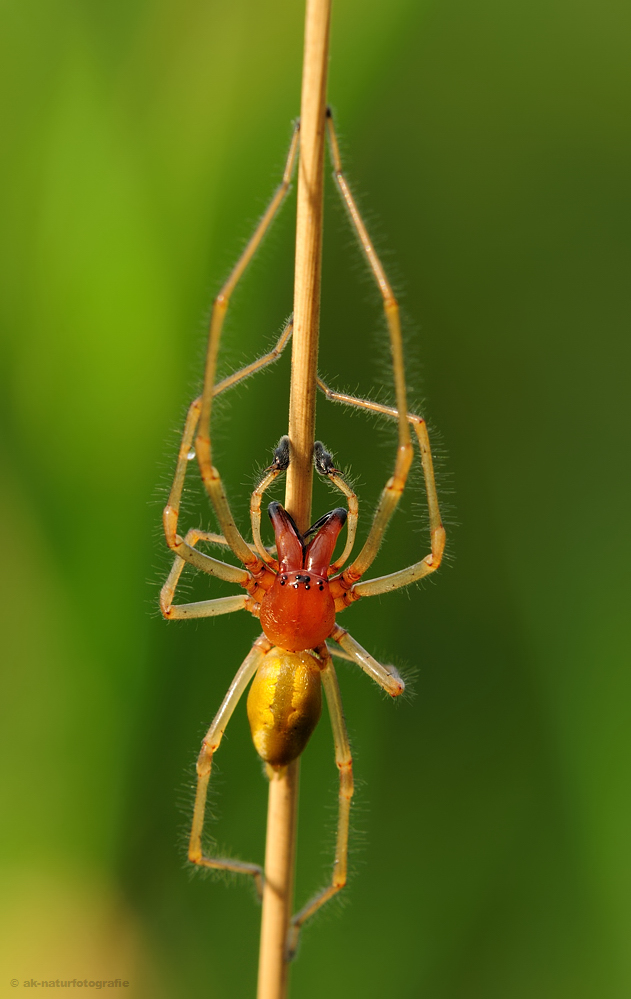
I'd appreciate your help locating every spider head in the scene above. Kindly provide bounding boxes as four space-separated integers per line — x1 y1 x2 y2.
259 503 347 652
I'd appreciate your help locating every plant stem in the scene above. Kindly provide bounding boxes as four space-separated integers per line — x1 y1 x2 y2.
257 761 300 999
286 0 331 531
256 1 331 996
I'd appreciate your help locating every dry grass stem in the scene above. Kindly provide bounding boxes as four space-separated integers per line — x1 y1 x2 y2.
256 0 331 997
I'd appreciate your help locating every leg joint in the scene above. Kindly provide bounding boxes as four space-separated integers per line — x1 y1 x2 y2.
339 767 354 799
197 745 214 775
431 526 447 566
384 295 399 313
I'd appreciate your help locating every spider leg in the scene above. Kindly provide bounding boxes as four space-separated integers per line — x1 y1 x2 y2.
162 318 294 597
170 531 273 559
160 529 249 619
317 380 446 596
287 649 354 959
324 642 355 664
163 314 294 573
325 110 413 582
189 636 272 897
314 441 358 573
163 447 252 589
161 399 249 580
250 436 290 567
213 316 293 398
329 624 404 697
195 125 300 567
162 315 292 579
163 395 204 554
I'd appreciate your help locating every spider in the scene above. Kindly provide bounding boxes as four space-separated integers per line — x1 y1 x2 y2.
160 110 445 958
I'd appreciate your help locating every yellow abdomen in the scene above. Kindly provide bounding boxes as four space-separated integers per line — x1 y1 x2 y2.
246 648 322 767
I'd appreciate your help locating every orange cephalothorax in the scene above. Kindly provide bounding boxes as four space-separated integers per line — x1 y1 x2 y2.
259 502 347 652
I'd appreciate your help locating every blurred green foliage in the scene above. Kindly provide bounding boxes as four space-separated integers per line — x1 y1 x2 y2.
1 0 630 996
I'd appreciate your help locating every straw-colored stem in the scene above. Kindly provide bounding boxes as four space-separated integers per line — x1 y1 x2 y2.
256 0 331 997
257 762 300 999
285 0 331 532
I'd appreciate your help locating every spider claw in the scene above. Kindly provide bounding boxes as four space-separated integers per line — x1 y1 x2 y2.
270 435 290 471
314 440 337 476
286 923 300 962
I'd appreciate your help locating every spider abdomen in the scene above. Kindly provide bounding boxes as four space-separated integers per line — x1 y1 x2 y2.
247 648 322 767
259 573 335 652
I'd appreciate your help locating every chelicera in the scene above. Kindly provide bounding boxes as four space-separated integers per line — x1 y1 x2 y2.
160 112 445 958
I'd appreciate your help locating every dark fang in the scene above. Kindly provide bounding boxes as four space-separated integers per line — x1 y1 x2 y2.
268 502 305 557
303 507 347 540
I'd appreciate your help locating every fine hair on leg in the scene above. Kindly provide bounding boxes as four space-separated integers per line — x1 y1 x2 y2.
194 126 300 568
287 647 354 958
188 636 272 897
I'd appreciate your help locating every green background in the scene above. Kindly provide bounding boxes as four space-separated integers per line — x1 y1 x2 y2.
1 0 630 996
